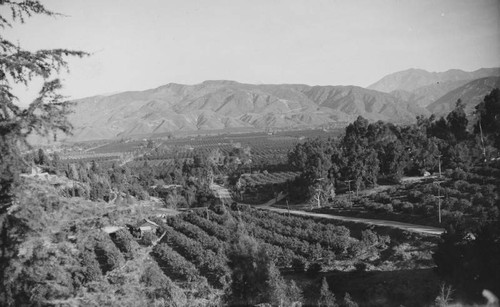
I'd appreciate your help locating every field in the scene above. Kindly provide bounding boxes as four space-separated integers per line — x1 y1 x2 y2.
314 162 500 228
30 122 499 305
145 204 438 306
55 129 339 173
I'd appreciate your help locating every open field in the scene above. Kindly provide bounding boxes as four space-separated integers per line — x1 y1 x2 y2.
149 204 439 305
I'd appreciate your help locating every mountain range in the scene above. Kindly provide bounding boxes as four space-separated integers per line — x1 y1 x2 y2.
65 68 500 142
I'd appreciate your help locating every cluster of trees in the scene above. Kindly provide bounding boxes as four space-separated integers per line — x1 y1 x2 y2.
156 223 232 289
288 92 499 203
166 215 228 253
285 91 500 304
151 206 364 306
433 222 500 303
227 227 304 306
55 145 255 207
0 1 88 305
228 205 389 266
337 163 499 229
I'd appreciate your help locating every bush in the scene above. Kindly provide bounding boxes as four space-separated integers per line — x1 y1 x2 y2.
112 229 138 259
307 262 323 276
355 262 367 272
408 190 423 202
140 231 158 246
374 192 391 204
401 202 414 214
391 199 402 211
291 257 308 272
332 198 353 208
450 168 468 180
454 198 472 212
382 203 393 213
357 197 371 207
366 202 393 213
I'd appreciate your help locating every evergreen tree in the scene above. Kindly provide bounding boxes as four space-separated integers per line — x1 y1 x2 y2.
266 261 288 306
228 229 271 305
287 280 304 306
318 277 337 307
446 99 469 143
0 2 86 304
475 88 500 149
341 292 358 307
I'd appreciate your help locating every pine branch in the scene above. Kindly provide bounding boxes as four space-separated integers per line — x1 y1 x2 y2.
0 0 62 28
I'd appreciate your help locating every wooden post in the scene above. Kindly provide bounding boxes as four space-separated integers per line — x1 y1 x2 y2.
435 180 445 224
437 154 442 178
345 180 353 206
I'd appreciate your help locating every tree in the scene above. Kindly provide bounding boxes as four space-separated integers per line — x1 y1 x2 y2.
318 277 337 307
446 99 469 143
433 222 500 302
286 280 304 307
0 1 86 304
228 229 271 305
475 88 500 149
266 261 288 306
341 292 358 307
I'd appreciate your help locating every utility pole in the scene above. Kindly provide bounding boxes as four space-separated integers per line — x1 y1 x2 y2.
345 180 353 205
478 118 486 161
435 180 445 224
437 154 442 178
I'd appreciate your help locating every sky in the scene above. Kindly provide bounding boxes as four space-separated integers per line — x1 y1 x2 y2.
4 0 500 104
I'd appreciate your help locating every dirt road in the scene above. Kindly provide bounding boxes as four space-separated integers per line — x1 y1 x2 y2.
255 202 445 236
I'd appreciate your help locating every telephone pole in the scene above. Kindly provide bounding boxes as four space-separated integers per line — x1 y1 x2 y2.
437 154 442 178
345 180 353 205
435 180 445 223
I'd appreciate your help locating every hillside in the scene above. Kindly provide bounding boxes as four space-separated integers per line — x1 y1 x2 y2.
63 68 500 142
66 81 422 142
368 67 500 93
426 77 500 116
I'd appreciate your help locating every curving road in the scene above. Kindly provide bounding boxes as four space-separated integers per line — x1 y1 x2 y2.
226 187 444 236
255 201 445 236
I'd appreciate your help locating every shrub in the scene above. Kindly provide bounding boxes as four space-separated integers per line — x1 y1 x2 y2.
408 190 423 202
307 262 323 276
355 262 367 272
81 250 102 282
140 231 158 246
374 192 391 204
401 202 414 214
291 257 308 272
382 203 393 213
454 198 472 212
112 229 138 259
450 168 468 180
391 199 402 211
357 197 371 207
332 198 353 208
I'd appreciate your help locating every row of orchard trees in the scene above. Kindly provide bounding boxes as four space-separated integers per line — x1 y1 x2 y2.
288 91 500 203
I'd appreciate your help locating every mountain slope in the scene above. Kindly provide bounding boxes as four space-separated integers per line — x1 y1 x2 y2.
368 68 500 93
66 81 422 141
426 77 500 116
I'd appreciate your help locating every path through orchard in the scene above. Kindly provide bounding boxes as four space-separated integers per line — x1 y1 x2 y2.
253 195 445 236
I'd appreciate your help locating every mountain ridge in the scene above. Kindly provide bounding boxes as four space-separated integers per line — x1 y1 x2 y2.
62 67 500 142
426 76 500 116
368 67 500 93
66 81 422 141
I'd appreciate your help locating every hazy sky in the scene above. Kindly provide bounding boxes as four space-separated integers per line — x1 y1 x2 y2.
5 0 500 103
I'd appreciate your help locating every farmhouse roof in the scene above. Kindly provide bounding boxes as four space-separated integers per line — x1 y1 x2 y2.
102 226 125 234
